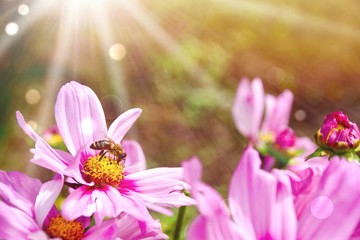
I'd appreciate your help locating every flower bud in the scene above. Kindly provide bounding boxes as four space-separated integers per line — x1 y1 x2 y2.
274 128 296 150
315 111 360 153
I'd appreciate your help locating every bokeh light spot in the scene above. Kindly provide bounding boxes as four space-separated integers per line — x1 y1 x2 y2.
5 22 19 36
25 89 41 105
310 196 334 220
18 4 29 16
295 109 306 121
109 43 126 61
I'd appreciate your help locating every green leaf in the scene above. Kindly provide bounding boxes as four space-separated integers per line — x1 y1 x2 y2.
305 147 331 161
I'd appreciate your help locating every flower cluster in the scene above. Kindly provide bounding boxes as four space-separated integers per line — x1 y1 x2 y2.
2 78 360 239
185 78 360 239
1 81 194 239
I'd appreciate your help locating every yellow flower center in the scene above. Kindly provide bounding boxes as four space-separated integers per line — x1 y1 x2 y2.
83 155 124 188
45 215 84 240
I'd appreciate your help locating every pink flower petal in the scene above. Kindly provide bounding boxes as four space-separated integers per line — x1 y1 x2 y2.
229 147 296 239
183 157 202 187
122 167 194 215
35 175 64 227
0 201 39 239
122 140 146 173
55 81 107 156
297 159 360 239
27 230 49 240
115 213 168 240
270 169 297 240
261 90 293 133
0 171 41 215
62 185 152 224
84 219 118 240
187 216 207 240
188 215 243 240
17 111 72 173
183 158 243 240
107 108 142 143
119 191 154 222
232 78 264 141
61 186 98 220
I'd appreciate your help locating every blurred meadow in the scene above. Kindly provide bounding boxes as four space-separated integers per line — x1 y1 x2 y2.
1 0 360 197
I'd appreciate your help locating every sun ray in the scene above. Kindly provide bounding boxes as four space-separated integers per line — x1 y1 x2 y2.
0 0 57 59
215 0 360 41
114 0 233 107
88 0 130 110
26 0 92 175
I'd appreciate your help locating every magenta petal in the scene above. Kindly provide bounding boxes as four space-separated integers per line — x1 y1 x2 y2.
187 215 242 240
232 78 264 140
297 159 360 239
270 169 297 240
107 108 142 143
123 167 194 214
116 214 168 239
183 158 243 240
229 147 296 239
61 186 97 220
61 186 123 222
0 171 41 215
55 81 107 156
119 192 153 222
126 167 189 193
122 140 146 173
183 157 202 187
35 175 64 227
187 216 208 240
91 187 124 224
84 219 118 240
17 111 71 173
0 201 39 239
261 90 293 133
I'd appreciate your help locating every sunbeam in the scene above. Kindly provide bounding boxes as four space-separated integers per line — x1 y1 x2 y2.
0 0 56 58
89 0 130 109
216 0 360 41
115 0 233 108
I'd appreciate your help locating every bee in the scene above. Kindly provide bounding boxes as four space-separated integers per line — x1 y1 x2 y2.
90 138 127 164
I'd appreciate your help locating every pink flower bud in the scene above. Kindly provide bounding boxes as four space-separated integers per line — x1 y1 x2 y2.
315 111 360 153
275 128 297 150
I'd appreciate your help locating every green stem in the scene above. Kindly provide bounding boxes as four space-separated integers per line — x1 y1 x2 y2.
173 206 187 240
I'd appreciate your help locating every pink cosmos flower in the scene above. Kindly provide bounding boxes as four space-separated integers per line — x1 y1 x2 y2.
232 78 320 169
184 147 360 239
0 171 114 239
17 81 194 224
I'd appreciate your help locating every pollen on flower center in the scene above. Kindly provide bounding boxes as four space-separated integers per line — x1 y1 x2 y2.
83 155 124 188
45 215 84 240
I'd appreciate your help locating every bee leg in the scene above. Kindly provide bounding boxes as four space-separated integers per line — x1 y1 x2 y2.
98 150 107 161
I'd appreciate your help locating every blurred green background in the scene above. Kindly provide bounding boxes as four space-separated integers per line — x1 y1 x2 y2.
1 0 360 201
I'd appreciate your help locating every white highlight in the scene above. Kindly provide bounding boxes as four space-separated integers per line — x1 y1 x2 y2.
310 196 334 220
81 118 93 137
5 22 19 36
18 4 30 16
109 43 126 61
